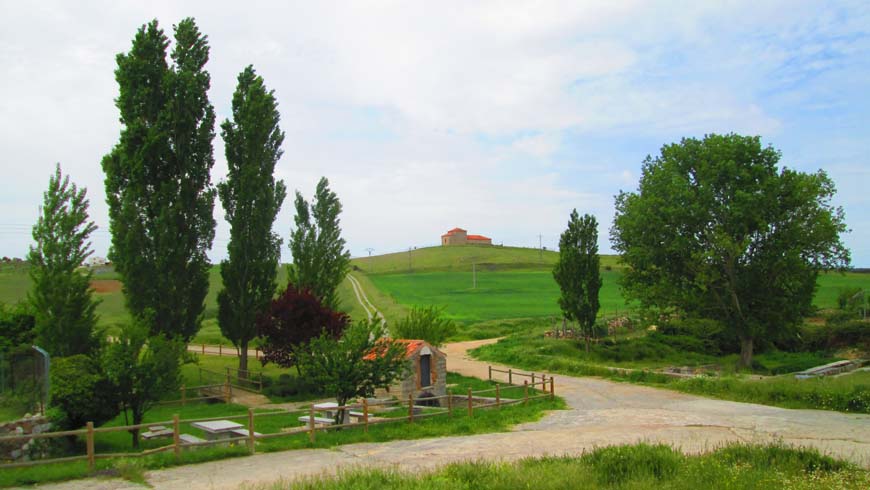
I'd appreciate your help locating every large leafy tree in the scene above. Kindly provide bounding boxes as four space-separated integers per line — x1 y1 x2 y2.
297 320 407 424
288 177 350 310
102 324 183 448
217 65 287 377
611 134 850 367
27 165 99 357
553 210 602 352
102 18 216 342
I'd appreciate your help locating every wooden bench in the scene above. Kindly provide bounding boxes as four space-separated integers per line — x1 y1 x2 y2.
298 415 335 426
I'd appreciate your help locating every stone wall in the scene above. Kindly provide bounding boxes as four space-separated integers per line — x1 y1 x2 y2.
0 414 52 462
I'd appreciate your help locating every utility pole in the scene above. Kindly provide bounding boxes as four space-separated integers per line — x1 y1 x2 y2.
365 248 374 273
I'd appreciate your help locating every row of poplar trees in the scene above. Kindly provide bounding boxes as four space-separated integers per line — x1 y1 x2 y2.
103 18 349 378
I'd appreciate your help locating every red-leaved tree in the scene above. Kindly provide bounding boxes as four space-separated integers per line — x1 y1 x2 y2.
256 284 349 368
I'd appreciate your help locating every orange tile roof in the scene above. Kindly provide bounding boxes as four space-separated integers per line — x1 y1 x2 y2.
446 227 466 234
466 234 491 241
363 339 424 361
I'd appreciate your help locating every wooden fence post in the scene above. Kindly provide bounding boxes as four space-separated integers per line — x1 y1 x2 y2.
467 388 473 417
219 344 222 356
86 421 95 470
225 381 231 404
531 373 535 387
248 408 255 454
173 414 180 460
508 369 512 385
550 377 555 400
541 373 547 391
181 385 186 406
308 406 316 443
408 394 414 423
363 398 369 433
488 365 492 381
524 380 529 405
495 384 500 407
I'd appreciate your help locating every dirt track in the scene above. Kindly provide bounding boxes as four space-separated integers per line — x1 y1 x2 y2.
33 339 870 490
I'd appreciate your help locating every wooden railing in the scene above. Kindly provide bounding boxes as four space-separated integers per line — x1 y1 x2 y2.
0 369 555 471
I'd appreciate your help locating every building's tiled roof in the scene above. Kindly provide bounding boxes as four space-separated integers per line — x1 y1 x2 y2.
363 339 425 360
466 234 491 241
445 227 466 234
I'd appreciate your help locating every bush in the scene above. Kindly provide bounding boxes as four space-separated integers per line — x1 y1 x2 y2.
264 373 322 398
50 355 119 430
800 320 870 353
658 318 738 355
391 305 457 346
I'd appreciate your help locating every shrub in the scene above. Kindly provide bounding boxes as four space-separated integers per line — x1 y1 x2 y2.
264 373 321 398
391 305 457 346
50 355 119 430
658 317 738 355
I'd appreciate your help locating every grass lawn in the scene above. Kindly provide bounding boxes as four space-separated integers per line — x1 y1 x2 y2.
261 443 869 490
0 403 26 423
0 372 562 488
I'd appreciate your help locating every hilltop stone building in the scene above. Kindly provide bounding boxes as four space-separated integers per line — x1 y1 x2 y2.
441 227 492 246
373 340 447 404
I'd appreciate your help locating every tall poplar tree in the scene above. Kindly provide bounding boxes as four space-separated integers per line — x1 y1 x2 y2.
102 18 216 342
288 177 350 310
28 164 99 357
217 66 287 376
553 210 602 353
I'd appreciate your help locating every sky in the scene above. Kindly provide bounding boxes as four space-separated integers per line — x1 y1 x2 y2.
1 1 868 265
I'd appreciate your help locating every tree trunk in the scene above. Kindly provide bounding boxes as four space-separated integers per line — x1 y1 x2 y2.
238 339 248 380
584 335 590 353
561 318 567 337
129 427 140 449
739 337 754 369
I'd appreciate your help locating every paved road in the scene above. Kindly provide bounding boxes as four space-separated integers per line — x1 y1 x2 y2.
33 339 870 490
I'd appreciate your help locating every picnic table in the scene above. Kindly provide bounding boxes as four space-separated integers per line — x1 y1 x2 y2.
190 419 249 442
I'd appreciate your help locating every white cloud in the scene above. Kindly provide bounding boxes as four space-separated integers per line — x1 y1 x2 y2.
1 0 868 264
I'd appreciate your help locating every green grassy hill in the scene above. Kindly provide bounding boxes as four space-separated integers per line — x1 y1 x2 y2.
352 245 622 274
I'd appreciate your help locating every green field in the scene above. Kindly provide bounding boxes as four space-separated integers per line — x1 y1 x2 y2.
352 245 622 274
0 264 369 346
358 247 869 325
368 269 631 324
1 247 867 345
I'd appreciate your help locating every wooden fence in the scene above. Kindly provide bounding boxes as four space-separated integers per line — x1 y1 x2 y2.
197 367 264 393
0 368 554 471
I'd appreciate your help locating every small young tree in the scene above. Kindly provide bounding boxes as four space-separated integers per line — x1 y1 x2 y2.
27 164 100 357
102 323 183 448
217 65 287 378
296 319 407 424
256 284 350 369
392 306 457 346
288 177 350 310
553 210 602 352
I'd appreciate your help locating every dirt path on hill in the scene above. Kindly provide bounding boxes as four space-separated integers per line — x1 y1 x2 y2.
347 273 385 324
35 339 870 490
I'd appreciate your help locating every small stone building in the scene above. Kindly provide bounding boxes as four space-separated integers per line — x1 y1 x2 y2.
374 340 447 404
441 227 492 246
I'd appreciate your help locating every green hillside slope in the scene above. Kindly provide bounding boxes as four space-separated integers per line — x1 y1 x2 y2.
352 245 622 274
